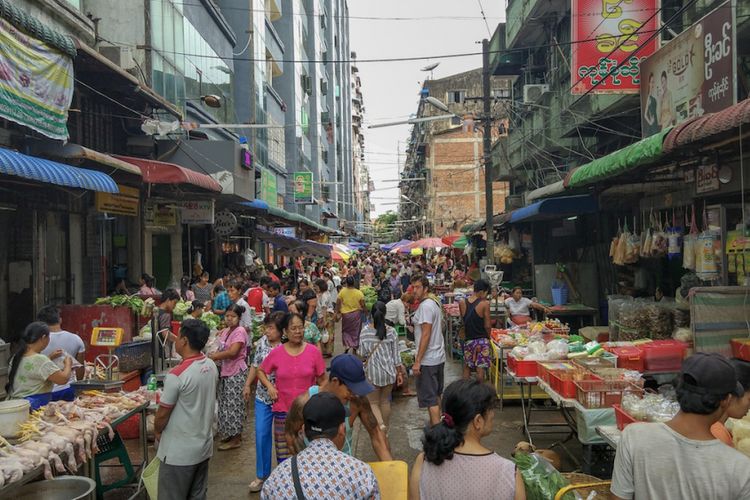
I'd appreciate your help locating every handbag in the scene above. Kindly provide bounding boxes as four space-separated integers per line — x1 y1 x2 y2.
362 338 386 370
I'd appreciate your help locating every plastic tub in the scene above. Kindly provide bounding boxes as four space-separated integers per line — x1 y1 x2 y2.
0 399 30 438
551 286 568 306
507 354 538 377
605 345 644 372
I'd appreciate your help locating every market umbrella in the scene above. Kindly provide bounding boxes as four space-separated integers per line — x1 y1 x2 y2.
390 240 414 253
441 234 462 246
452 235 468 249
408 237 448 250
381 239 411 252
331 243 353 262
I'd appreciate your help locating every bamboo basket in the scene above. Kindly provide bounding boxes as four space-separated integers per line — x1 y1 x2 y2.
555 473 611 499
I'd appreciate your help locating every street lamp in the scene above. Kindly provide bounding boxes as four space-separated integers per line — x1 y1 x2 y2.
425 96 450 113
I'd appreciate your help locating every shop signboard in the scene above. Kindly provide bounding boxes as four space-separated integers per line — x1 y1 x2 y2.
293 171 314 204
178 200 215 225
696 163 720 193
95 185 139 216
144 202 177 227
640 2 736 137
273 227 296 238
261 169 277 208
0 18 74 140
570 0 659 94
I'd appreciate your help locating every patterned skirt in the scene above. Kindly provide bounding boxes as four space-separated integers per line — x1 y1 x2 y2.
273 412 291 463
218 369 247 437
341 310 362 349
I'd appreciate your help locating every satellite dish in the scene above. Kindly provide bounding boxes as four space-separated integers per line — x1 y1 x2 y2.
420 62 440 72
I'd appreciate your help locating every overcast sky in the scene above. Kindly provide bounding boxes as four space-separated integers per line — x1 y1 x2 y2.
348 0 506 219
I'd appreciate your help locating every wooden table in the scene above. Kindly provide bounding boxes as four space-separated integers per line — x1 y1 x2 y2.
547 304 599 329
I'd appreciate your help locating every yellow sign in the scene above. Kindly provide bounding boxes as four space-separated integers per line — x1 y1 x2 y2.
96 185 139 216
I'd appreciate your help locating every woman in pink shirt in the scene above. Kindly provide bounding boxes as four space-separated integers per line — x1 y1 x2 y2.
258 312 326 463
209 303 248 450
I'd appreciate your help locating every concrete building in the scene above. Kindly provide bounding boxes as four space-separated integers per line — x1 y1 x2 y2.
351 54 370 232
400 68 512 238
273 0 354 230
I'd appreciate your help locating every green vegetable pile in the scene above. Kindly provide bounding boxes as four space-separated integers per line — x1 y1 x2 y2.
173 300 191 320
95 295 148 315
200 312 222 330
514 452 572 500
400 350 415 368
361 286 378 311
251 319 265 343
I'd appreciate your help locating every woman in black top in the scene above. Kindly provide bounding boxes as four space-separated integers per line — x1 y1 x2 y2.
458 279 492 383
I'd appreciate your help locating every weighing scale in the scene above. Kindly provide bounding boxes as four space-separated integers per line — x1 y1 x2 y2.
484 265 508 328
71 327 126 393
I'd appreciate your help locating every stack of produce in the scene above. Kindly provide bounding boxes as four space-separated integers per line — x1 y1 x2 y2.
95 295 154 316
361 286 378 311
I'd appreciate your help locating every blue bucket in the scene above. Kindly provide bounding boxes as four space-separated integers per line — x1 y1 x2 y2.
551 286 568 306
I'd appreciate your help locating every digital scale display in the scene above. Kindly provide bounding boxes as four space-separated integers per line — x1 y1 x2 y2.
91 327 124 347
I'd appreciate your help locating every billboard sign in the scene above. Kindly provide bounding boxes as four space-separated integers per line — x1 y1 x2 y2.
639 2 736 137
293 171 313 204
571 0 659 94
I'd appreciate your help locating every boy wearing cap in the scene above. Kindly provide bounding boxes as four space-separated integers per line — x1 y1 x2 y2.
612 353 750 500
285 354 393 462
261 393 380 499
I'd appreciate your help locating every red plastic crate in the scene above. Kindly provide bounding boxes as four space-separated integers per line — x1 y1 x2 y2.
118 413 141 440
549 370 586 399
613 404 637 430
640 340 688 372
507 354 538 377
537 361 574 384
731 339 750 361
574 379 644 409
606 346 644 372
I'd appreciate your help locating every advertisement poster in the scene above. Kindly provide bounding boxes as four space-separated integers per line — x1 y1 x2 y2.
571 0 659 94
293 171 313 204
640 2 735 137
0 18 74 140
144 202 177 227
260 169 277 208
179 200 215 225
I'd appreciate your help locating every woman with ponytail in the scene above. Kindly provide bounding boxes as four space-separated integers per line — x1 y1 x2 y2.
7 322 73 410
409 379 525 500
358 300 403 432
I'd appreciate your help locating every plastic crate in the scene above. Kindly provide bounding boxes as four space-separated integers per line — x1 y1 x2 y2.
507 354 538 377
117 414 141 440
731 339 750 361
575 379 644 409
573 355 617 372
550 369 591 399
613 404 637 430
606 345 644 372
640 340 688 372
537 362 567 384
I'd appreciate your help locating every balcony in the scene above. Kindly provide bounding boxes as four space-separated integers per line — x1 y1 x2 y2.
265 83 285 125
505 0 566 49
265 18 284 76
489 24 525 75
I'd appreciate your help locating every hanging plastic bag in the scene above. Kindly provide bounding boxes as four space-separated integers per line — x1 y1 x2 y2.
696 231 720 281
651 213 668 257
614 232 628 266
683 206 699 270
625 231 641 264
642 227 653 257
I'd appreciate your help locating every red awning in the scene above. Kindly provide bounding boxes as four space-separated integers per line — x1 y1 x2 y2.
663 97 750 153
114 155 222 193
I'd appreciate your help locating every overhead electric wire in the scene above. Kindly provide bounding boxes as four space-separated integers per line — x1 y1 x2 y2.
476 0 494 38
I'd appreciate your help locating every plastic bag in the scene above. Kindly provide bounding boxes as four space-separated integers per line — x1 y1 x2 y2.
614 233 628 265
696 231 720 281
514 452 572 500
667 226 682 260
624 232 641 264
641 228 652 257
527 340 546 356
546 339 569 360
609 237 618 258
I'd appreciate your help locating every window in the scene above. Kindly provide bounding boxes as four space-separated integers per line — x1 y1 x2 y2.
492 88 511 99
446 90 465 104
63 0 81 9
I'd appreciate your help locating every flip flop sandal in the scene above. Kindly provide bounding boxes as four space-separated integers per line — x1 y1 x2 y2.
248 479 265 492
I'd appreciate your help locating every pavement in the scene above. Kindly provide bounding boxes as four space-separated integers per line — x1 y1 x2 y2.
106 336 585 499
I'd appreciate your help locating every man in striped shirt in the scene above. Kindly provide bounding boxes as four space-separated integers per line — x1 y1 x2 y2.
284 354 393 462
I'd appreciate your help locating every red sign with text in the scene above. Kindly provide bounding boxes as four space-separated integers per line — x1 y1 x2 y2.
571 0 659 94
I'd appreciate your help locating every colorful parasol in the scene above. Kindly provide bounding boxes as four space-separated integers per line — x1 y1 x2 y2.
331 243 353 262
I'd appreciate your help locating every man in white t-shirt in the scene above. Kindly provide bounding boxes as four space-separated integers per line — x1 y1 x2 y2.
38 305 85 402
410 275 445 426
612 353 750 500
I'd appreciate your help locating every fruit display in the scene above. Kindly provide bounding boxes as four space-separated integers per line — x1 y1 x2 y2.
361 285 378 311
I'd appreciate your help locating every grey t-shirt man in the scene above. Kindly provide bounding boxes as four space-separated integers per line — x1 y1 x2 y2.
612 422 750 499
413 298 445 366
41 330 85 391
157 354 218 466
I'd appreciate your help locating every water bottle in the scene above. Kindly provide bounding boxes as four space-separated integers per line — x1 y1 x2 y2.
147 374 157 391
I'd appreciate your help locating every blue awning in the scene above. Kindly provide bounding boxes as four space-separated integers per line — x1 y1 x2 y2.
510 195 598 223
239 199 270 211
0 147 118 193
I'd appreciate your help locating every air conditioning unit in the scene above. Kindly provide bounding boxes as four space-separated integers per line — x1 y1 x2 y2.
321 80 328 95
99 45 136 71
523 84 549 104
505 194 524 210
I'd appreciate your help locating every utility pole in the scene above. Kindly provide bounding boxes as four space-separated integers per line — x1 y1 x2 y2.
482 38 495 265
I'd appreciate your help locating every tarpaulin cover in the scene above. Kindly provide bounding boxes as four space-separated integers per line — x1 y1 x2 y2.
115 155 222 192
381 239 411 251
565 128 670 188
0 147 118 193
510 195 598 223
239 199 270 211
